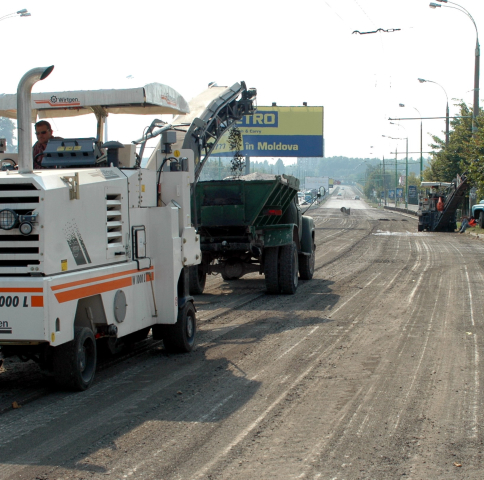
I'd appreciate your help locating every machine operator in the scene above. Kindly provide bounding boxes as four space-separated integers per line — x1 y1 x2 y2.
33 120 61 168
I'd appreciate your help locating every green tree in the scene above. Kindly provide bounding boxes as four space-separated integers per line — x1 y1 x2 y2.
424 101 484 198
0 117 17 152
363 165 382 199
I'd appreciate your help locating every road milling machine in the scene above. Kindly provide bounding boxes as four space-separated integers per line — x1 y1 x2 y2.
0 66 255 390
417 174 468 232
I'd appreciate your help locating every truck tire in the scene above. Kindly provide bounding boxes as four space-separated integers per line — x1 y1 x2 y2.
189 265 206 295
299 239 315 280
264 246 280 294
479 212 484 229
417 224 423 232
53 327 97 391
163 302 196 353
279 242 299 294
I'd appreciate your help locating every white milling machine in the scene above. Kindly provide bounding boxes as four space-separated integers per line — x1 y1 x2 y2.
0 66 255 390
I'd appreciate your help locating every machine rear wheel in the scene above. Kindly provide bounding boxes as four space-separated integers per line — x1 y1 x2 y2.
163 302 196 353
189 265 206 295
53 327 97 391
299 239 315 280
264 247 280 294
279 242 299 295
479 212 484 229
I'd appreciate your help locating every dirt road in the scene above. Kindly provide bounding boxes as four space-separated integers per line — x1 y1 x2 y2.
1 187 483 479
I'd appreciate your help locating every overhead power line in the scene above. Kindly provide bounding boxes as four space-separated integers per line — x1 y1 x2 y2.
352 28 401 35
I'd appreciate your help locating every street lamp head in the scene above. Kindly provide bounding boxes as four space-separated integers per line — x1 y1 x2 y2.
20 13 31 17
399 103 405 107
16 8 27 14
436 0 448 3
418 78 427 83
429 3 441 8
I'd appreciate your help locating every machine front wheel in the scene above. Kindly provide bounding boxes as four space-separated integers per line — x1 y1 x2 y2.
479 212 484 229
53 327 97 391
163 302 197 353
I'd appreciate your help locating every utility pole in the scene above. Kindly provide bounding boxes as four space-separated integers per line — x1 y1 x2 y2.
395 148 398 207
383 157 387 206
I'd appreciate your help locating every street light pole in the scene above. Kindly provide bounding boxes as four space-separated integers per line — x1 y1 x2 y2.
382 157 387 206
405 137 408 208
384 127 409 208
418 78 449 147
430 0 479 133
399 104 423 180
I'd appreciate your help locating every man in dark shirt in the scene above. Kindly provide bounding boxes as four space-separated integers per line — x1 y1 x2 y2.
33 120 60 168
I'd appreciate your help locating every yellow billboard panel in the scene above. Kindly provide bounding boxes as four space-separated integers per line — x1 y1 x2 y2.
211 106 324 157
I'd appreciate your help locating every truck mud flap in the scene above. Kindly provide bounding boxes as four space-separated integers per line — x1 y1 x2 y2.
262 224 295 248
300 216 315 254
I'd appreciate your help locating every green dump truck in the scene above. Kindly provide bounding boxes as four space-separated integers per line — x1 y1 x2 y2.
189 173 316 295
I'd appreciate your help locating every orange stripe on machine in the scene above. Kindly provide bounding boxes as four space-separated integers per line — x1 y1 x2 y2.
54 277 132 304
51 267 154 291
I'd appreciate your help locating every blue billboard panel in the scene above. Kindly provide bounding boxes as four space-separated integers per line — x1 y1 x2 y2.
211 135 323 157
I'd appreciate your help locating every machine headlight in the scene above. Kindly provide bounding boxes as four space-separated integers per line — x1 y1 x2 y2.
0 209 18 230
19 222 33 236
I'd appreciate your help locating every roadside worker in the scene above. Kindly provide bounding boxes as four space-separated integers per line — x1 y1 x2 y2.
459 216 470 234
33 120 61 168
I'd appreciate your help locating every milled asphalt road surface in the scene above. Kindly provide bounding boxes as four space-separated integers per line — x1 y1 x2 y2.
1 186 483 479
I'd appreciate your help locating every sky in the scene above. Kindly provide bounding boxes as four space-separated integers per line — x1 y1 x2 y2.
1 0 483 164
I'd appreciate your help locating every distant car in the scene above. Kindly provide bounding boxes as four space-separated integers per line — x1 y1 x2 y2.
337 193 342 196
354 195 360 200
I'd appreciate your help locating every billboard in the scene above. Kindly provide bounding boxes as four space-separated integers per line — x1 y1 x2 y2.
211 106 324 157
396 188 403 199
408 185 417 198
305 176 329 191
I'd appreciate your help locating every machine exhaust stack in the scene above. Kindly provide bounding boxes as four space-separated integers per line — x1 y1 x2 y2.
17 65 54 173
